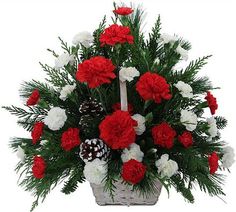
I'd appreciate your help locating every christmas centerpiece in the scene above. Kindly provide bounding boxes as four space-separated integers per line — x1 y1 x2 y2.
3 3 235 211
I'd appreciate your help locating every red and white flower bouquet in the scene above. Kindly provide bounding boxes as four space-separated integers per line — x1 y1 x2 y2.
3 3 234 211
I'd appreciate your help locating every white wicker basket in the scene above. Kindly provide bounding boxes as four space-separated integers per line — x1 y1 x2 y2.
90 179 162 206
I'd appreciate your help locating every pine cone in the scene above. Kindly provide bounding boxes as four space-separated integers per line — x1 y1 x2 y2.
79 98 104 116
79 138 110 162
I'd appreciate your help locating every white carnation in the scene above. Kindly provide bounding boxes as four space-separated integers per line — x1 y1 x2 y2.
174 81 193 98
207 117 218 139
180 109 198 131
59 83 76 101
72 31 94 48
159 33 178 44
16 146 25 162
121 143 144 163
132 114 146 135
222 146 235 168
83 159 107 185
54 53 75 70
155 154 178 178
44 107 67 131
176 45 188 61
119 67 140 82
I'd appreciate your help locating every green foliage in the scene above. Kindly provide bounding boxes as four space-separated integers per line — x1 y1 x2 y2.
3 105 47 131
171 174 194 203
103 156 122 200
215 116 228 130
40 62 74 88
61 166 85 194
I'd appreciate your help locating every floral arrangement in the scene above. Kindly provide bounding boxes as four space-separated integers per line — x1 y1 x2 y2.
3 3 235 211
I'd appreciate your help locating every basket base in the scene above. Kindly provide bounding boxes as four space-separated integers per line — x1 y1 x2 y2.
90 179 162 206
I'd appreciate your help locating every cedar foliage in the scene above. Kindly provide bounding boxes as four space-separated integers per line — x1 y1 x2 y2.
2 3 230 211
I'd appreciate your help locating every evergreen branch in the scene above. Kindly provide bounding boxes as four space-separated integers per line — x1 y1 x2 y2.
61 166 85 194
171 174 194 203
58 37 71 54
148 15 162 60
103 158 121 200
132 169 164 198
2 105 47 119
40 62 73 88
2 105 29 118
195 173 225 196
3 105 47 131
215 116 228 130
20 80 60 106
182 55 212 80
93 16 107 55
47 48 59 57
179 37 192 51
191 76 213 94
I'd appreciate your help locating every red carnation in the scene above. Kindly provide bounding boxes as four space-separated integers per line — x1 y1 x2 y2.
208 152 219 174
122 159 146 184
152 122 176 149
61 128 81 151
31 122 44 144
76 56 116 88
205 91 218 115
113 7 133 16
99 110 137 149
136 72 172 104
112 102 134 115
32 156 46 179
100 24 134 47
27 89 40 106
178 131 193 148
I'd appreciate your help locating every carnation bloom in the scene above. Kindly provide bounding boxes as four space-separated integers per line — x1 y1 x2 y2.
76 56 116 88
176 45 188 61
83 159 107 185
132 114 146 135
61 128 81 151
180 109 198 131
208 152 219 174
119 67 140 82
32 156 46 179
178 131 193 148
152 122 176 149
99 110 137 149
174 81 193 98
222 146 235 168
59 83 76 101
16 146 25 162
44 107 67 131
136 72 172 104
72 31 93 48
27 89 40 106
54 53 75 70
155 154 178 178
31 122 44 144
121 159 146 184
113 7 133 16
207 117 218 140
121 143 144 163
205 91 218 115
159 33 178 44
100 24 134 47
112 102 134 115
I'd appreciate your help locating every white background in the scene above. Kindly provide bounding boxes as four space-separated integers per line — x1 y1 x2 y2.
0 0 235 211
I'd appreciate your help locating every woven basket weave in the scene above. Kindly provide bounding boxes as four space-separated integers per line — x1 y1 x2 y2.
90 179 162 206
